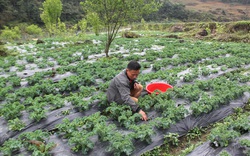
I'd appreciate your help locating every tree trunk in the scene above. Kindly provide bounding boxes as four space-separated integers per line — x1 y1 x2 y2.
105 39 111 57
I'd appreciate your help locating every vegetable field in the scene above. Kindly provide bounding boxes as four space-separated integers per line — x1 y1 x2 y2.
0 32 250 156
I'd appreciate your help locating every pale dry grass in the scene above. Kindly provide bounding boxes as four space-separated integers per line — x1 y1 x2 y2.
170 0 250 20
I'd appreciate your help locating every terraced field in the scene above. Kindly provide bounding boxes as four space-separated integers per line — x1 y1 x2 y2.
0 32 249 155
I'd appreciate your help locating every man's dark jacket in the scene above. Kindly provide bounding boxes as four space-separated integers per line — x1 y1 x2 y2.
107 70 140 112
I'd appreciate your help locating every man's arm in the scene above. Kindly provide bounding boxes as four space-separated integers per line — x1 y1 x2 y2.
114 78 139 112
139 110 147 121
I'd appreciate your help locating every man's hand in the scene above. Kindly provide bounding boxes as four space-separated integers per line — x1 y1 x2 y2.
134 82 139 90
139 110 148 121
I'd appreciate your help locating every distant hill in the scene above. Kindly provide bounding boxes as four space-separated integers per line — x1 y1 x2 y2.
170 0 250 21
0 0 249 29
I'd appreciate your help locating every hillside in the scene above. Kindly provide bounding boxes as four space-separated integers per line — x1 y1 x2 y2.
170 0 250 21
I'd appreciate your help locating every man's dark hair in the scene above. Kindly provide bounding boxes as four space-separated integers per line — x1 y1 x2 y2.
127 60 141 70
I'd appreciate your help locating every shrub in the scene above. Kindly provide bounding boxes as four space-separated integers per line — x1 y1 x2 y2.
69 24 78 34
58 19 66 33
78 19 87 33
0 26 21 41
141 18 149 31
16 23 29 32
87 12 102 36
0 45 17 56
0 45 8 56
26 24 43 35
228 21 250 33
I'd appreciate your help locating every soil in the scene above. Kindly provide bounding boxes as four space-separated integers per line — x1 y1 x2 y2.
153 102 250 156
168 127 212 155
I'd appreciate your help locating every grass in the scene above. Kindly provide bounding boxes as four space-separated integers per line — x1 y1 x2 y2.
142 126 211 156
131 21 250 43
170 0 250 21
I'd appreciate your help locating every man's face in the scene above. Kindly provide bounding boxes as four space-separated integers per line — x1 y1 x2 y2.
126 69 140 81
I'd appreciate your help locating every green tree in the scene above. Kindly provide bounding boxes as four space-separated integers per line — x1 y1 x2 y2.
40 0 63 34
61 0 84 22
26 24 43 35
0 26 21 41
87 12 102 36
77 19 87 37
81 0 159 57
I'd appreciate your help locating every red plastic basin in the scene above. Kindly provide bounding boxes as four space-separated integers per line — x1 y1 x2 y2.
146 82 173 94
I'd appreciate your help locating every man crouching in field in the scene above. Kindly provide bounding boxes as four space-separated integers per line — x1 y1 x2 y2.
106 60 148 121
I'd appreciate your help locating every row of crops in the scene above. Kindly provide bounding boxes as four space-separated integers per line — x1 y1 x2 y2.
186 110 250 156
0 33 250 155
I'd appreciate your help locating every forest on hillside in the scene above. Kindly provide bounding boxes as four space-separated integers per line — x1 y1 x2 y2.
2 0 250 29
0 0 84 28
